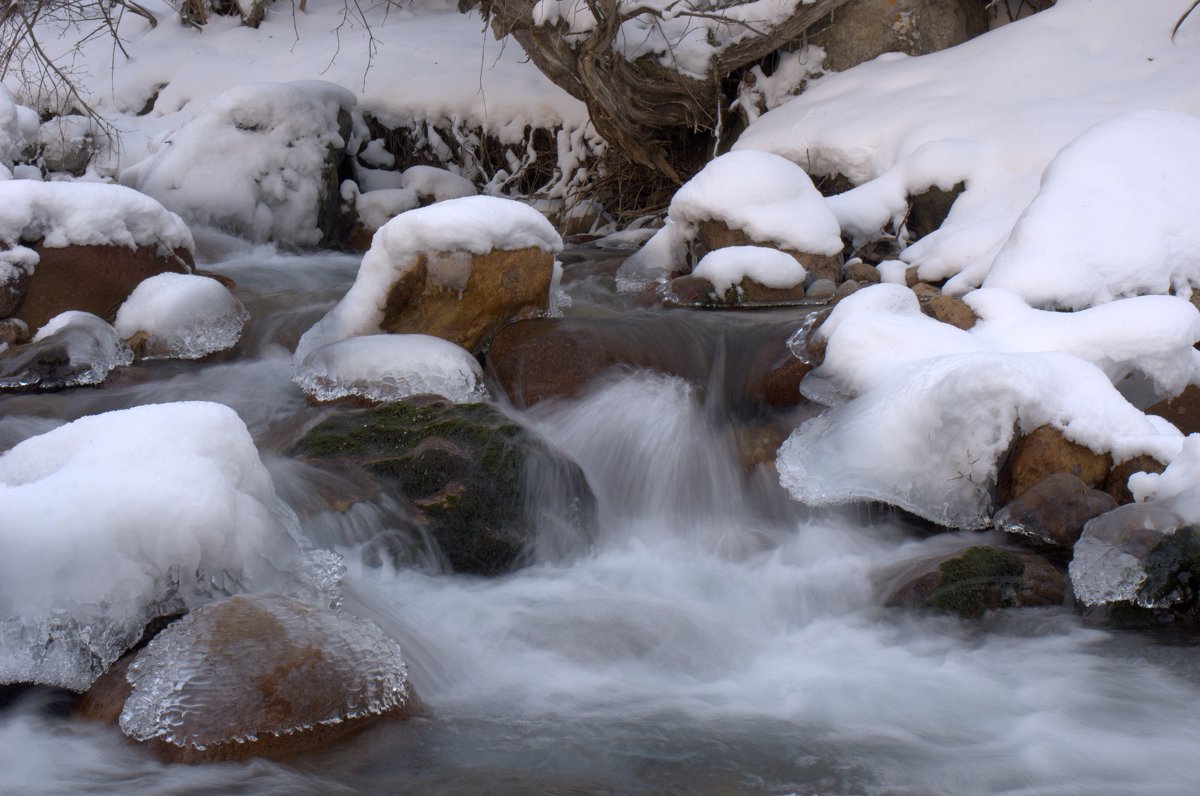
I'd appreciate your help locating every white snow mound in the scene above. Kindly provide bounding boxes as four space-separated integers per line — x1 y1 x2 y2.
692 245 807 293
114 273 249 359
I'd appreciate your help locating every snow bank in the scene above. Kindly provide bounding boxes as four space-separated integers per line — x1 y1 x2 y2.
295 195 561 364
354 168 477 230
618 150 841 287
778 284 1195 527
692 246 807 294
121 81 354 246
735 0 1200 294
983 110 1200 309
113 273 249 359
0 180 193 255
0 402 320 690
0 85 36 167
294 334 489 404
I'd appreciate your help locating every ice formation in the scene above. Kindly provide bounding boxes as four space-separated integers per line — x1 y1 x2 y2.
617 150 841 288
0 311 132 390
0 403 319 690
734 0 1200 294
294 334 490 404
0 181 194 255
120 594 412 751
121 81 355 246
114 273 249 359
777 285 1195 527
294 195 561 364
692 246 806 294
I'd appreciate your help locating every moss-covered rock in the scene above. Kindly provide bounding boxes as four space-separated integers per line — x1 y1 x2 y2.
293 395 596 575
888 545 1067 619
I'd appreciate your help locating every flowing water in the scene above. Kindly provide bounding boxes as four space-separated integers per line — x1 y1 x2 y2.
4 239 1200 795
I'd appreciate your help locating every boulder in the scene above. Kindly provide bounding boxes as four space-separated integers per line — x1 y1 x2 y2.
485 318 633 407
0 311 132 391
11 243 193 333
78 594 420 763
993 472 1117 557
844 260 881 284
1105 454 1166 505
1147 384 1200 436
887 545 1068 619
809 0 989 73
919 293 977 330
693 219 842 284
998 425 1113 504
292 395 596 574
905 181 966 241
381 246 554 354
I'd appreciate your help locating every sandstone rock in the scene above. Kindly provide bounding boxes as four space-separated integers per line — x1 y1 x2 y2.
993 472 1117 556
844 261 881 284
1106 454 1167 505
80 594 421 763
11 243 193 333
887 545 1067 619
920 293 977 330
810 0 988 73
381 246 554 354
293 395 596 574
1147 384 1200 435
693 219 843 284
999 425 1112 504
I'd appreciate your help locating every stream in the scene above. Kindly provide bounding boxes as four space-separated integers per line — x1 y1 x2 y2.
3 238 1200 795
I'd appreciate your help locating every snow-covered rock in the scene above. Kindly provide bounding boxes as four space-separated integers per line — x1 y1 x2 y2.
0 402 327 690
121 81 355 247
295 195 562 363
114 273 248 360
0 311 131 391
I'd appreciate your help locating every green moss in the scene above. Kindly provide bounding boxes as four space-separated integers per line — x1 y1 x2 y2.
926 546 1026 619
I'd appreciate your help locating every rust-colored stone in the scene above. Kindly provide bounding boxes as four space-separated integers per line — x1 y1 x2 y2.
1106 454 1167 505
693 219 843 284
381 246 552 354
920 293 977 330
999 425 1113 504
844 261 881 284
994 472 1117 554
485 318 632 407
1147 384 1200 436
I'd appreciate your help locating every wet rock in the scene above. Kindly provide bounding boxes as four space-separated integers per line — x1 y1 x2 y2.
733 423 789 472
887 545 1067 619
759 346 814 409
12 243 193 333
80 594 420 763
810 0 988 73
0 311 132 391
693 219 842 284
1106 454 1167 505
661 274 722 308
844 261 881 284
293 395 596 574
905 181 966 241
919 293 978 330
805 278 837 302
993 473 1117 556
1147 385 1200 435
381 246 554 354
998 425 1113 504
662 273 813 309
799 308 833 367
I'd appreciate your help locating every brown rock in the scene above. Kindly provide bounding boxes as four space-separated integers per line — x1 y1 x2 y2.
911 282 940 300
661 274 722 308
381 246 553 354
0 318 29 347
999 425 1113 504
733 423 789 473
12 243 193 333
993 472 1117 555
1147 384 1200 435
1106 454 1167 505
906 182 965 241
803 308 833 366
904 266 920 287
810 0 988 73
920 293 977 330
760 348 814 409
693 219 843 284
844 261 881 284
485 318 632 407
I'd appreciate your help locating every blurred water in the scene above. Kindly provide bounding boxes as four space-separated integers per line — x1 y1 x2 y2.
4 244 1200 795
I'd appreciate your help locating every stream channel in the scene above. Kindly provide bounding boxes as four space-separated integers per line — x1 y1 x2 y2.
3 237 1200 795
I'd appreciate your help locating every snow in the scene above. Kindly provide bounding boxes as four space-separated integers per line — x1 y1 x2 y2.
0 180 193 255
120 81 354 247
778 284 1197 527
113 273 249 359
0 85 34 167
294 334 490 404
354 166 477 231
983 110 1200 309
692 246 807 294
618 150 841 289
0 402 318 690
734 0 1200 297
295 195 561 364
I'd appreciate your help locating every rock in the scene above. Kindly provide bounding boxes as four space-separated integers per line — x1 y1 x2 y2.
11 243 193 333
832 279 860 303
1106 454 1167 505
993 472 1117 556
759 346 814 409
485 318 633 406
0 318 29 347
844 261 881 284
380 246 554 354
661 273 813 308
693 219 843 284
810 0 988 73
919 293 978 330
733 423 789 472
37 115 107 176
999 425 1113 504
0 311 132 391
292 395 596 574
887 545 1067 619
1147 384 1200 435
805 278 837 302
79 594 420 763
906 182 965 241
661 274 723 308
801 308 833 367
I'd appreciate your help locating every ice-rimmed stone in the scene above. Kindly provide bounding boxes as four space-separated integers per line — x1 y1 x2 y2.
114 273 249 360
0 311 131 390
